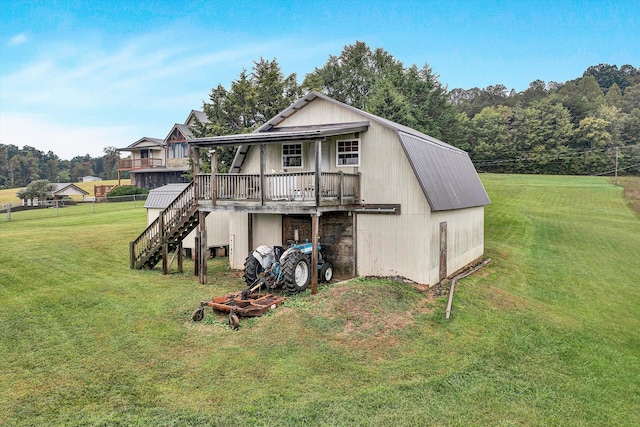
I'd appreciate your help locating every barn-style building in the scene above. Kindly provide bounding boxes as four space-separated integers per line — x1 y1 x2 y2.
130 91 490 287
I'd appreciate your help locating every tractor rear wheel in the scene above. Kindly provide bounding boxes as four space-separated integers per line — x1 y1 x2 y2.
282 249 311 293
243 253 263 287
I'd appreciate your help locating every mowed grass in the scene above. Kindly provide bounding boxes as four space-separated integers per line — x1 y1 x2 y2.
1 175 639 426
0 179 129 204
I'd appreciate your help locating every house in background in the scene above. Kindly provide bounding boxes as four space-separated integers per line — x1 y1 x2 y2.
21 183 89 206
131 92 490 288
82 176 102 182
117 110 209 190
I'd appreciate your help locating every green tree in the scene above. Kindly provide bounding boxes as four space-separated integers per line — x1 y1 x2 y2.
16 179 54 203
302 41 403 109
470 106 515 172
70 161 94 181
102 146 120 180
622 83 640 113
366 78 416 128
604 83 623 108
194 58 301 173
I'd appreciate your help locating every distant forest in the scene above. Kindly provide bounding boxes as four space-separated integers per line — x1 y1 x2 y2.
0 145 122 188
1 42 638 189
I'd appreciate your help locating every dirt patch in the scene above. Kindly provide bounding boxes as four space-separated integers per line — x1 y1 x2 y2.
616 177 640 216
311 280 430 340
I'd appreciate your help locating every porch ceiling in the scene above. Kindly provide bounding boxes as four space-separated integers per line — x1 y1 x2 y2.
189 121 369 148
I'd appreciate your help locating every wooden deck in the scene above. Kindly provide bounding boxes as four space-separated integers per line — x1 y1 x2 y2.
196 172 360 212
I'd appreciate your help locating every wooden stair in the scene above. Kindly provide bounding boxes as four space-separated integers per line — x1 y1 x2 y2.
130 181 204 269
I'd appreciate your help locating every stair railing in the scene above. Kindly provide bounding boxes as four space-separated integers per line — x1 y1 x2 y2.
130 181 198 268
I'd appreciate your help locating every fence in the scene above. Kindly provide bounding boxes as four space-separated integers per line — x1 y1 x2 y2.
1 194 149 223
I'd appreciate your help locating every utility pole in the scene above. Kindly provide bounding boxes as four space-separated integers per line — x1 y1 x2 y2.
614 146 619 186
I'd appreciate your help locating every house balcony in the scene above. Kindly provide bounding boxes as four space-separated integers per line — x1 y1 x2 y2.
118 158 164 170
197 172 360 211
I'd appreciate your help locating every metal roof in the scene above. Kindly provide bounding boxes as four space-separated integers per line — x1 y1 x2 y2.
398 132 490 211
185 110 209 125
130 167 188 174
143 183 190 209
202 91 489 211
191 121 369 147
117 137 165 151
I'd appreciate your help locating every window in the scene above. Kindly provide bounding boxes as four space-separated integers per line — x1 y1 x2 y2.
282 143 303 168
168 142 188 159
336 139 360 167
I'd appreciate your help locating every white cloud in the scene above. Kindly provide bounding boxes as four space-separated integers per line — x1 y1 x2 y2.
9 33 27 46
0 113 135 160
0 29 343 159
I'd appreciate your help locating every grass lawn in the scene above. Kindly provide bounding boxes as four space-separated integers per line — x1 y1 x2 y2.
0 179 129 205
1 174 639 426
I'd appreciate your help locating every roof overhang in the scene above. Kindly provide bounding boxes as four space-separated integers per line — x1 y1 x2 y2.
190 121 369 148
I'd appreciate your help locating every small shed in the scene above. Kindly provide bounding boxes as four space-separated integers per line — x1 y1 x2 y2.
82 176 102 182
144 183 229 255
51 183 89 200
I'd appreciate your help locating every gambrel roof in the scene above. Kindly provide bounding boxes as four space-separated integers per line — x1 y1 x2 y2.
194 91 490 212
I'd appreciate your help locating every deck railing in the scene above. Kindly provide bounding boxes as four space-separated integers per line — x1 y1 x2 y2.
130 181 198 268
118 158 164 170
197 171 359 204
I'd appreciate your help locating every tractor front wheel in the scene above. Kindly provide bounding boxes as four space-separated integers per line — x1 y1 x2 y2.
320 262 333 282
282 249 311 293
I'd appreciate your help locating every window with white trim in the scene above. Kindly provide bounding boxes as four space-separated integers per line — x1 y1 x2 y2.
282 143 303 168
336 139 360 167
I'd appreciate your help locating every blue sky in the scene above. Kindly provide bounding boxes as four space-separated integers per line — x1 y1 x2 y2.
1 0 638 160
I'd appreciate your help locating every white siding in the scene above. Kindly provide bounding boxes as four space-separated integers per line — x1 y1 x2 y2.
227 97 485 285
229 212 249 269
428 207 485 283
252 214 282 247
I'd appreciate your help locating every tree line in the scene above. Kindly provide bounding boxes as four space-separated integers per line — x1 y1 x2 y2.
0 145 121 189
195 42 639 176
451 64 640 174
3 42 638 188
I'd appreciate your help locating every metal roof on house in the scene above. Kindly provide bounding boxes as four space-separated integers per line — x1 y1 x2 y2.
186 110 209 125
130 167 188 174
143 183 190 209
193 91 490 211
117 137 165 151
191 121 369 147
398 132 490 211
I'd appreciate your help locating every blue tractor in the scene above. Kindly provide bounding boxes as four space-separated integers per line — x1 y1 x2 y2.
243 242 333 293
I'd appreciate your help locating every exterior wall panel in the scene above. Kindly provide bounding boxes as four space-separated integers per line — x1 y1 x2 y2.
229 212 249 269
428 206 485 283
252 214 282 248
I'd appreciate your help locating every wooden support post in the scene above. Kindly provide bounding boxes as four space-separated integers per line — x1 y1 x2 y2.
194 233 200 277
129 241 135 269
211 148 218 205
162 243 169 275
199 211 207 284
315 140 321 207
192 145 200 199
311 213 320 294
177 241 183 273
260 144 266 206
339 171 344 205
248 213 253 253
